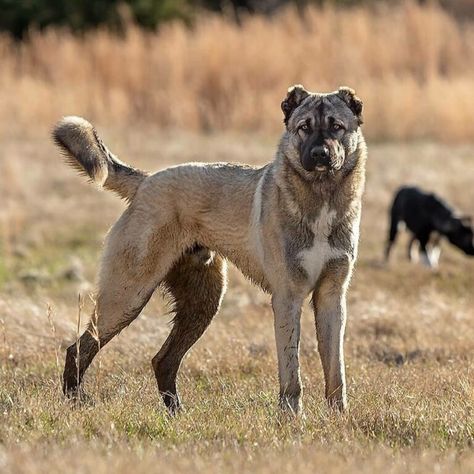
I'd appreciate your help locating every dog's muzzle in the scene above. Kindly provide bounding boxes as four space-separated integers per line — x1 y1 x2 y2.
302 145 331 172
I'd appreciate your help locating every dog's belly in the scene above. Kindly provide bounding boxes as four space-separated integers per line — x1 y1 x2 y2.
214 245 270 292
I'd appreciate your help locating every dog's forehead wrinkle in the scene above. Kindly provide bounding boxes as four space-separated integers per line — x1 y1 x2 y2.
316 100 325 120
296 94 317 113
291 106 316 126
311 97 350 125
293 97 331 127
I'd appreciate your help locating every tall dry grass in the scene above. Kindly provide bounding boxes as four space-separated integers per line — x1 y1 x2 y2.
1 1 474 141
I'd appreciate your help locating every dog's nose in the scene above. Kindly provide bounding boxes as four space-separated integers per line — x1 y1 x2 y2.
310 145 330 168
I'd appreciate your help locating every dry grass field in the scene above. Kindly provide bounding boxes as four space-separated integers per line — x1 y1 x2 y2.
2 1 474 141
1 1 474 472
1 127 473 473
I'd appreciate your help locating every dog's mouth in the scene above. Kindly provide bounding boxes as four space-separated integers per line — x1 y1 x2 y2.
301 156 334 173
300 150 344 174
302 162 337 175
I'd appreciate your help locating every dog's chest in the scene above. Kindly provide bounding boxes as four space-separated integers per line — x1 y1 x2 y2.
297 205 345 287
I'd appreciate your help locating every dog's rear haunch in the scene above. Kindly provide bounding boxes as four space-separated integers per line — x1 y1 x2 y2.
54 85 367 415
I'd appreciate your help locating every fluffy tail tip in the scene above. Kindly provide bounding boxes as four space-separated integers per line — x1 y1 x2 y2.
53 115 93 147
53 116 108 185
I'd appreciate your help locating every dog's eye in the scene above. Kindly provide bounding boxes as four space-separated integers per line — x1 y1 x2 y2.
332 123 344 132
298 123 310 133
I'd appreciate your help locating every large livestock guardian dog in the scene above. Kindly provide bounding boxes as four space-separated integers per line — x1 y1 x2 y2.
53 85 366 414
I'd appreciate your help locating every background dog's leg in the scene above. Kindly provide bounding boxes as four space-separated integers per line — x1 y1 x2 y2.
429 246 441 268
312 259 351 412
418 233 433 268
385 200 401 261
384 240 393 262
153 250 226 415
272 293 303 414
428 233 442 268
407 235 417 262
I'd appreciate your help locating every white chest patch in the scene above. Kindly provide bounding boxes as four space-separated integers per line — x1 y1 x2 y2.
298 204 345 287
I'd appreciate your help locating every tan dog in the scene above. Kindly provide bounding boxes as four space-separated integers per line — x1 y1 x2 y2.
54 85 366 414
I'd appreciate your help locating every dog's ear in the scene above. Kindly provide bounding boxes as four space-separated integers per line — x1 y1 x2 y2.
338 87 363 125
281 85 309 126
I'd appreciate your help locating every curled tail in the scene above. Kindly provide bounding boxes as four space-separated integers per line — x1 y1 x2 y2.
53 116 147 201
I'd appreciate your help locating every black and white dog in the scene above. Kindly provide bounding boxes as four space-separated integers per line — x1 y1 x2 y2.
385 186 474 267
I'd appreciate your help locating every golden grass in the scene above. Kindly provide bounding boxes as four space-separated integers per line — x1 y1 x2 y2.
1 3 474 469
2 1 474 141
1 129 473 472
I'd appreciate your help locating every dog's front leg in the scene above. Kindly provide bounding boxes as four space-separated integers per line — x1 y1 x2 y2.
312 259 352 412
272 293 303 414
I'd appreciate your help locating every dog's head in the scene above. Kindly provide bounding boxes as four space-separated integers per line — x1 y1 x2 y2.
280 85 363 176
443 216 474 256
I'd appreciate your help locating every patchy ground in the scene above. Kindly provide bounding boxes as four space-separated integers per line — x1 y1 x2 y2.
1 131 473 473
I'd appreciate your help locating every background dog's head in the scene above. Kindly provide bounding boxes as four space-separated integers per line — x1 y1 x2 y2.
280 85 364 177
443 216 474 256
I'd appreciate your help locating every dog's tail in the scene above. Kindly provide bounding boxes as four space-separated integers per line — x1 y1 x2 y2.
53 116 147 202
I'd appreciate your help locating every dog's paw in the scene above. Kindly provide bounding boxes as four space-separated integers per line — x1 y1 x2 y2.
327 395 347 413
279 394 302 415
162 392 182 417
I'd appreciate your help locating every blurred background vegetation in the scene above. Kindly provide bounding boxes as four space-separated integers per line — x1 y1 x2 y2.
2 0 473 39
2 0 474 140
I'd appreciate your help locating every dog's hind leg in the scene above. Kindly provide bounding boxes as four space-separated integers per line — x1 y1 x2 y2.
63 280 156 397
63 210 183 397
152 247 227 414
429 246 441 268
428 233 442 268
385 205 401 262
407 235 417 262
418 233 434 268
